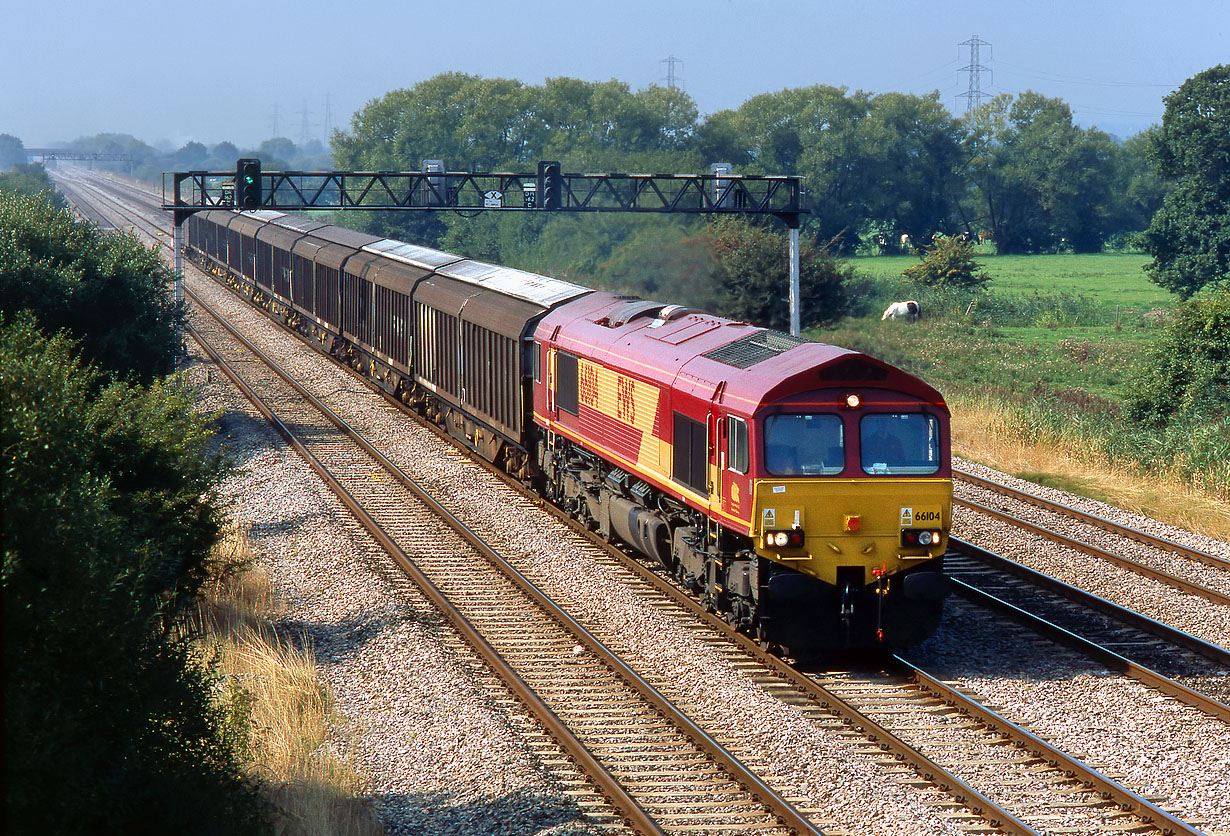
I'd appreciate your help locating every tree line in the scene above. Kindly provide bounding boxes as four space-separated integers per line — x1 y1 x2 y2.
0 131 332 184
329 72 1162 257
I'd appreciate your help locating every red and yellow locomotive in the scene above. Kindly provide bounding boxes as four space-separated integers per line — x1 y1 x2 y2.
533 295 951 651
185 208 951 653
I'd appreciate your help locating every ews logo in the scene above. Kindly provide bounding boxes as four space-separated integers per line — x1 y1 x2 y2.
616 376 636 423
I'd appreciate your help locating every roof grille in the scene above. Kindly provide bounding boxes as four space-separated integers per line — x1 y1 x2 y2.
703 330 806 369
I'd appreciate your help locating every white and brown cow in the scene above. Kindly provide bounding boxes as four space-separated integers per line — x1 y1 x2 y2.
881 300 921 322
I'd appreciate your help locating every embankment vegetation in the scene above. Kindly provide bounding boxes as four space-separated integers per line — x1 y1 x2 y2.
2 189 378 833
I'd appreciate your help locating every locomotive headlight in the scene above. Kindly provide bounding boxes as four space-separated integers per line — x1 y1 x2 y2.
772 531 789 547
932 530 943 544
845 393 861 409
918 530 933 545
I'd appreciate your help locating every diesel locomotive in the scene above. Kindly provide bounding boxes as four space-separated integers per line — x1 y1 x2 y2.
185 207 952 652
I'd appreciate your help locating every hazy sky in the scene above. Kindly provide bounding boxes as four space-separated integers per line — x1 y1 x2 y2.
5 0 1226 152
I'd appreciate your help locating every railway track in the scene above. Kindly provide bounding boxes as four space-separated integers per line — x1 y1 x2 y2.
954 491 1230 608
59 169 1227 835
185 286 823 836
179 276 1216 836
953 468 1230 574
945 540 1230 718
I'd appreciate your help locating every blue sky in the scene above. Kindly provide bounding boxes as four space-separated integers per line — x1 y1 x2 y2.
5 0 1226 150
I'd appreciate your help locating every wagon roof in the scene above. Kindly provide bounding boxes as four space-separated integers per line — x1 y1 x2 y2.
363 238 464 271
434 259 591 309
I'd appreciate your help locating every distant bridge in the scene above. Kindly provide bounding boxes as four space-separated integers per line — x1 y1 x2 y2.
26 148 134 162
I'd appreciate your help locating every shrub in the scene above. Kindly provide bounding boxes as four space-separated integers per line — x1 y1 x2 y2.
0 190 181 382
1128 280 1230 427
0 162 65 206
902 233 990 289
707 217 853 330
2 317 269 834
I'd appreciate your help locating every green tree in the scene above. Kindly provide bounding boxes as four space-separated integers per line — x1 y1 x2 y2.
169 140 209 168
0 190 181 381
860 92 967 243
1103 128 1166 246
332 73 703 250
0 133 26 170
258 136 298 163
2 318 269 834
0 162 65 207
706 218 851 330
591 218 720 310
964 92 1116 253
1141 64 1230 297
700 85 872 251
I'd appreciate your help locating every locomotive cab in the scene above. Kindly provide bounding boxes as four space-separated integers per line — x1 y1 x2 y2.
732 387 952 650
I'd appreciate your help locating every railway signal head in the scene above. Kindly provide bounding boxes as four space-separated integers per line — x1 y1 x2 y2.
538 160 562 210
236 158 262 209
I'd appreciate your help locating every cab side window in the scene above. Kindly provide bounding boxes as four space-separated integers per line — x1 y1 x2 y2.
556 350 579 415
726 416 748 473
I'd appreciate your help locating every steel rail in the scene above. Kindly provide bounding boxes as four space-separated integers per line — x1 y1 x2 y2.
897 657 1210 836
955 496 1230 606
185 288 825 836
955 468 1230 572
950 538 1230 667
952 578 1230 723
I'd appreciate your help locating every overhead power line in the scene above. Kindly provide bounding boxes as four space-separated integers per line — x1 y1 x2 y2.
994 60 1180 89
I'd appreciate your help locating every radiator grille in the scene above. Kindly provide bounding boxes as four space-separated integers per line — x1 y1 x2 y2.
703 330 806 369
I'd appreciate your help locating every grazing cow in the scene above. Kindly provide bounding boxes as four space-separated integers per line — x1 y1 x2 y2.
881 300 921 322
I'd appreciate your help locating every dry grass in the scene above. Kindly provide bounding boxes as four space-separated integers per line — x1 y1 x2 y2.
196 527 383 836
952 399 1230 543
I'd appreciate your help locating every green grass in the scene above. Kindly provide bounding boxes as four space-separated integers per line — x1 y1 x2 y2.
837 253 1174 402
813 253 1228 508
849 252 1172 313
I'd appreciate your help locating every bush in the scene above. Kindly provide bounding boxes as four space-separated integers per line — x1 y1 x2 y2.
0 190 181 382
1128 280 1230 427
0 163 65 207
2 317 269 834
902 233 990 289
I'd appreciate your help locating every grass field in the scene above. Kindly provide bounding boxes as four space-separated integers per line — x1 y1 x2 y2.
848 252 1171 312
834 252 1174 403
817 253 1228 538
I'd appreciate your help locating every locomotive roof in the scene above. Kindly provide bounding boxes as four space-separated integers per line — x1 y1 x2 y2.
539 295 946 413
